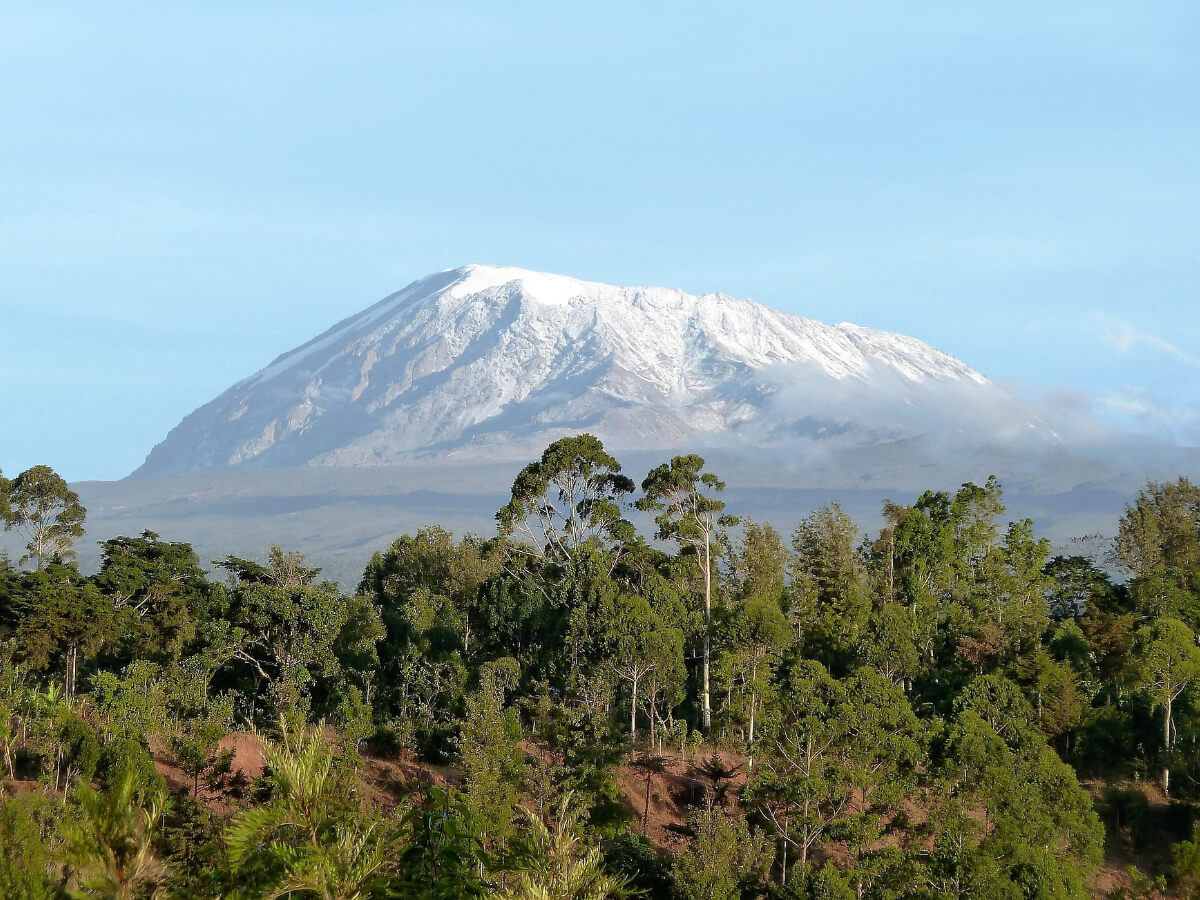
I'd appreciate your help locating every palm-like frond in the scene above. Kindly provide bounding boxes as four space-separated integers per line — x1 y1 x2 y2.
264 823 389 900
64 771 167 899
225 725 395 900
496 793 628 900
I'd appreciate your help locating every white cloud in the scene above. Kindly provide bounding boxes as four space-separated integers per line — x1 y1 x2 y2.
1095 312 1200 368
1097 388 1200 448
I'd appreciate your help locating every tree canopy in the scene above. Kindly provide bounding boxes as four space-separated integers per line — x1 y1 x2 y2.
0 439 1193 898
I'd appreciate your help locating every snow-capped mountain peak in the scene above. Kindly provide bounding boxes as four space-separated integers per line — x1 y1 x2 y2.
133 265 1017 478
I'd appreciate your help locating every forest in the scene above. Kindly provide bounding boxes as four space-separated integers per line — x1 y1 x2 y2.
1 434 1200 899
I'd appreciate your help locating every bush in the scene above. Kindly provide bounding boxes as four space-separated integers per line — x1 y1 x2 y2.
604 832 671 896
97 736 165 799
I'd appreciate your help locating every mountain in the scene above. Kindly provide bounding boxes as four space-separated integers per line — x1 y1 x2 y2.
133 265 1049 479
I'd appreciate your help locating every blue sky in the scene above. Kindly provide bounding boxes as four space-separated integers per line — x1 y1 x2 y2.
2 2 1198 481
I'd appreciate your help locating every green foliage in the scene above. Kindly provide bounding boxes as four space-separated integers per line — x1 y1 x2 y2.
10 564 114 699
2 465 86 570
0 467 10 525
937 674 1105 896
1046 554 1126 619
455 666 524 854
1126 616 1200 791
728 518 789 606
859 601 920 685
791 502 870 660
94 531 211 663
498 433 636 559
225 726 395 900
62 769 167 899
638 453 736 733
391 788 487 899
0 792 63 900
3 447 1199 898
670 806 771 900
215 547 383 728
1116 478 1200 624
747 662 925 891
494 793 629 899
603 832 671 897
97 737 166 799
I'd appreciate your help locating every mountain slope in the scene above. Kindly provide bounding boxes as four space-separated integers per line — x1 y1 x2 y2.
133 265 1040 478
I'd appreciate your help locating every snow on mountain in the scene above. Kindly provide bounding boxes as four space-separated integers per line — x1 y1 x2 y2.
132 265 1042 478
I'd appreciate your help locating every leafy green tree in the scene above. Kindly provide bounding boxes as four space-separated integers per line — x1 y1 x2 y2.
637 619 687 751
392 788 487 899
371 584 467 756
1126 616 1200 794
216 549 381 727
498 434 635 562
0 792 64 900
638 454 737 732
986 518 1053 654
744 660 851 881
670 806 771 900
62 770 167 900
602 833 671 897
1116 478 1200 623
167 724 234 799
836 669 925 897
889 490 963 673
53 712 101 793
604 594 684 741
359 525 498 660
791 502 870 659
717 596 788 766
1018 650 1086 744
359 528 502 755
225 727 394 900
455 662 523 860
745 664 925 891
3 465 86 570
93 531 212 664
937 675 1105 896
1045 555 1125 619
890 478 1007 677
494 792 628 899
523 672 631 835
1080 606 1137 704
727 518 788 606
95 737 166 800
90 661 170 745
0 638 36 779
859 602 920 687
1173 820 1200 899
0 467 11 525
11 564 115 700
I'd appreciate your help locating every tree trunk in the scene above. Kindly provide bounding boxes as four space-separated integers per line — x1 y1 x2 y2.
647 682 656 747
630 674 639 739
643 773 652 836
888 536 895 601
748 696 756 774
801 805 810 866
782 811 790 885
250 675 262 724
749 661 758 746
1165 695 1173 795
701 539 712 732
